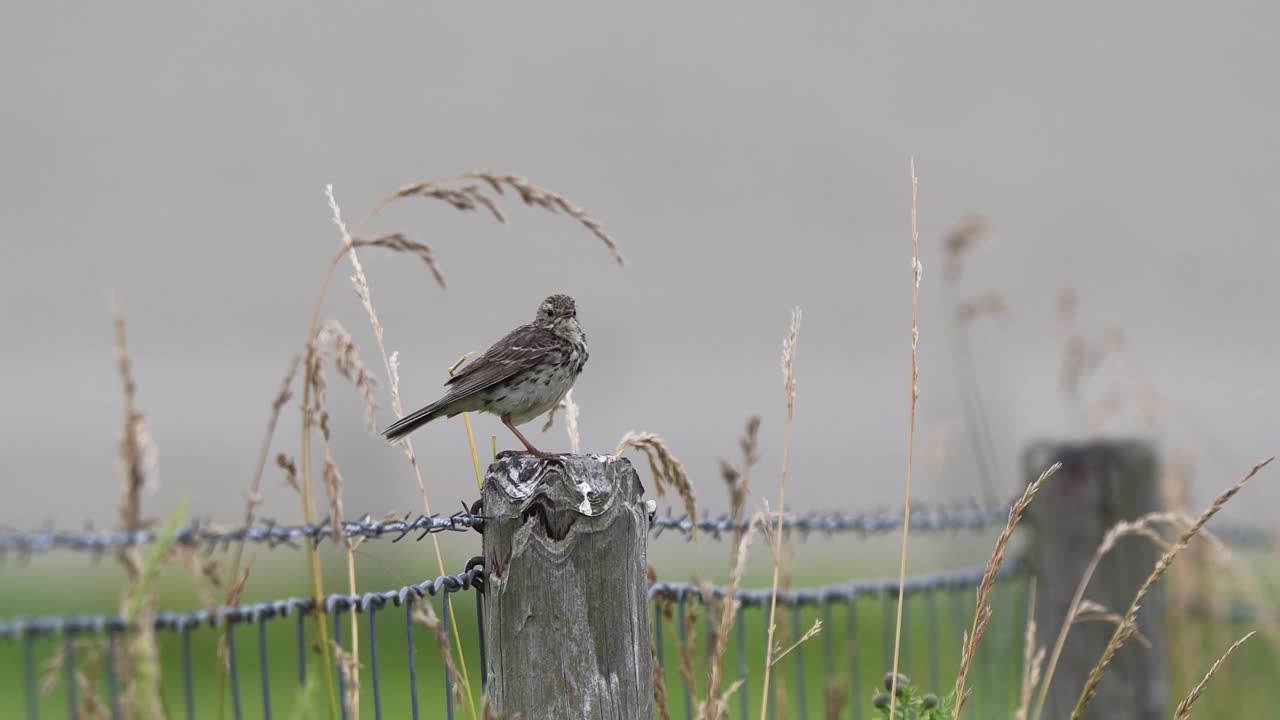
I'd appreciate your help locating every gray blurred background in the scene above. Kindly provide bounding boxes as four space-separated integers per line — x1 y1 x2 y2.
2 2 1276 537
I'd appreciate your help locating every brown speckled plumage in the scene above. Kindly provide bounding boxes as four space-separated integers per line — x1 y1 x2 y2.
381 294 587 456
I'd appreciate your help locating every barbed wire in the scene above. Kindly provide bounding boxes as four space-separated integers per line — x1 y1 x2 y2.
0 557 485 641
650 499 1016 539
649 556 1026 607
0 497 1019 559
0 509 484 561
1 499 1271 560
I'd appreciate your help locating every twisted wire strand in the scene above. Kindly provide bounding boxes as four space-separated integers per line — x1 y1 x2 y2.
0 498 1020 559
0 559 485 641
649 555 1027 607
1 500 1270 559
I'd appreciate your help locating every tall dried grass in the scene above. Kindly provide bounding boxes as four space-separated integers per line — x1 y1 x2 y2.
695 417 761 720
328 185 480 718
615 431 698 535
759 306 801 720
108 300 166 719
1069 457 1272 718
950 462 1060 720
887 157 922 718
1172 630 1256 720
358 172 624 266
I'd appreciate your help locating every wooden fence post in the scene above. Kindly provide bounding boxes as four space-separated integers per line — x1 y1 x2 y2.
481 453 653 720
1024 438 1168 720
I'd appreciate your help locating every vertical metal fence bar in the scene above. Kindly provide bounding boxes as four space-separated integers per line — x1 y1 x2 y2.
926 589 940 694
900 589 911 680
1009 578 1026 710
63 633 78 720
182 624 196 720
881 591 894 676
1005 580 1018 710
821 602 833 720
764 611 776 720
24 632 38 720
982 585 997 715
105 629 122 720
676 596 693 720
334 610 348 720
405 598 420 720
848 599 861 720
475 588 487 693
228 622 244 720
258 618 273 720
442 591 455 720
951 587 966 703
791 604 808 720
295 612 306 689
369 604 383 720
654 603 667 720
736 610 748 720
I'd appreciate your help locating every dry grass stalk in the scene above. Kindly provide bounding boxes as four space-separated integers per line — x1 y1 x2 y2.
1013 581 1045 720
1070 457 1272 719
1172 630 1257 720
1034 509 1216 720
942 216 989 282
328 185 478 718
359 172 625 266
41 639 110 719
698 517 759 720
1071 600 1150 648
540 388 581 453
412 601 468 710
278 453 301 494
677 603 700 703
950 461 1059 720
107 301 167 719
348 233 447 288
651 602 673 720
111 301 153 539
759 306 801 720
226 354 300 590
321 450 345 539
344 540 362 714
615 431 698 536
696 423 760 720
771 619 823 667
889 158 922 718
181 546 223 609
316 320 379 432
332 644 361 718
824 682 849 720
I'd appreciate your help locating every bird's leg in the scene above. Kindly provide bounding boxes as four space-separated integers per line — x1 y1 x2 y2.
502 415 555 459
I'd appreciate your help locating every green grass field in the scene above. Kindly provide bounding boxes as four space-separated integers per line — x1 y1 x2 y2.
2 544 1275 718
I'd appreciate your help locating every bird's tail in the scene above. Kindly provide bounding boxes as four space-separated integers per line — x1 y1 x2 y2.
381 400 450 443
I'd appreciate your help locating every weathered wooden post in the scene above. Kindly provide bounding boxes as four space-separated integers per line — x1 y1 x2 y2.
1024 438 1168 720
481 453 653 719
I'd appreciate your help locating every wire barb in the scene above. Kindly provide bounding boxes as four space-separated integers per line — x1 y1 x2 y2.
2 495 1270 558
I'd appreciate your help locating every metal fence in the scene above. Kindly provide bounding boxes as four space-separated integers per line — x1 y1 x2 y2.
0 499 1269 720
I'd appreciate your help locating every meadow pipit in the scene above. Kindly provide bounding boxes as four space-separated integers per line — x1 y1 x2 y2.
381 294 588 457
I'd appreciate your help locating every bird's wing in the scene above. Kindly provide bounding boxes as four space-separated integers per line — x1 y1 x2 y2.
440 324 556 400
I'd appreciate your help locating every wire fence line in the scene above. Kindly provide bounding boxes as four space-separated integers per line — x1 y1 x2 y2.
2 507 1269 562
1 492 1274 720
0 496 1028 559
1 553 1028 720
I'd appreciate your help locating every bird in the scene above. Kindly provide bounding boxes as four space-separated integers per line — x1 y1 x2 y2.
381 294 588 457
